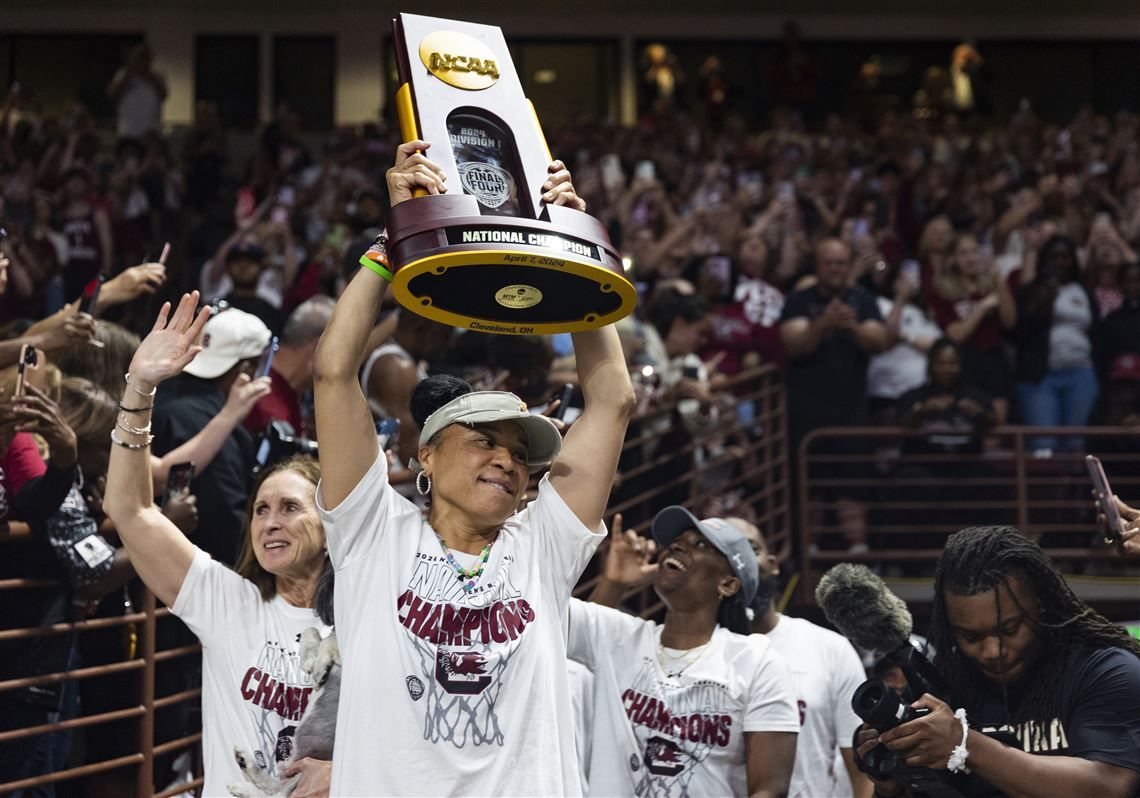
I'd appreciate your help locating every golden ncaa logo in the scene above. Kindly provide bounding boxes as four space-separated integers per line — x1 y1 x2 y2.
419 31 500 90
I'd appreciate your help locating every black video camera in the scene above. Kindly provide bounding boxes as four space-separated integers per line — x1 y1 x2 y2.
852 642 969 798
253 419 318 480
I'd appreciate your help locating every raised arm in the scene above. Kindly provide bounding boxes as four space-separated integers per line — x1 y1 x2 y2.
535 165 636 529
102 293 211 607
314 139 446 509
549 323 636 530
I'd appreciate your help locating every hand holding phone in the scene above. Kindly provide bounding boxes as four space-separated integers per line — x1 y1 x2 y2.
1086 455 1124 543
81 275 105 318
255 337 279 379
552 383 575 422
164 462 196 504
14 344 45 397
634 160 656 183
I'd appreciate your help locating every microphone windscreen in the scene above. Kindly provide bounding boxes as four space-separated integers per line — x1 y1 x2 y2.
816 563 913 653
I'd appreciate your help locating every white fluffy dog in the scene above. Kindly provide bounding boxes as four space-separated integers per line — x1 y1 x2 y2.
228 628 340 797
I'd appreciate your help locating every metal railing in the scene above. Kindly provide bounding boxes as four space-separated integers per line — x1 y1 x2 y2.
0 546 204 797
797 425 1140 607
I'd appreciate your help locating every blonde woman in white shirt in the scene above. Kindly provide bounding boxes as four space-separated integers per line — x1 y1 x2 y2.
104 294 333 796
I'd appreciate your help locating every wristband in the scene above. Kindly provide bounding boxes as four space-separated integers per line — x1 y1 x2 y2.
946 707 970 773
358 253 394 282
359 233 393 282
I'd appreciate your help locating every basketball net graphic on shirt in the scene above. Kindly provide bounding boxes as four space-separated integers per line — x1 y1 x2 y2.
239 636 316 776
624 658 735 798
395 551 535 748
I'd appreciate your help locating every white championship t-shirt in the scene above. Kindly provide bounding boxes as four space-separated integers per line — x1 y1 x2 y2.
317 450 604 796
171 548 328 797
764 615 867 798
568 599 799 798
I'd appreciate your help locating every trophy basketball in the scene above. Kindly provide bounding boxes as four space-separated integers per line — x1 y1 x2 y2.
383 13 636 335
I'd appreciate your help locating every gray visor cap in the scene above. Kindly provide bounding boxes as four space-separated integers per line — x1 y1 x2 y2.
410 391 562 472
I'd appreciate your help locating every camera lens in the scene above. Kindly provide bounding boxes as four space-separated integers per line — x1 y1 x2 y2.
852 679 906 731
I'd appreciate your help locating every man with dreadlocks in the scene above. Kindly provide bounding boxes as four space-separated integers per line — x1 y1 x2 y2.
856 525 1140 797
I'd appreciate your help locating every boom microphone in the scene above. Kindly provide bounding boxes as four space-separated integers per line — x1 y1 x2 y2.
817 564 967 797
815 563 913 653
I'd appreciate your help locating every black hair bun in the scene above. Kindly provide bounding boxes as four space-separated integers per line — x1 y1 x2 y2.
410 374 473 429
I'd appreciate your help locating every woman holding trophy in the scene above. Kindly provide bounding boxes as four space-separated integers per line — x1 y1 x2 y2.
312 138 635 795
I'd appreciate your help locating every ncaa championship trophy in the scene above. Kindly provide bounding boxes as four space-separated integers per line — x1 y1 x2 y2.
384 13 636 335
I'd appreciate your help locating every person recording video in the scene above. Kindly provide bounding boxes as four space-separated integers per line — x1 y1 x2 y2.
853 526 1140 798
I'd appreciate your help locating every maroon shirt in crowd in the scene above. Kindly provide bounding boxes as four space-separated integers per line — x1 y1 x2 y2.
0 433 48 522
929 289 1005 352
244 368 305 437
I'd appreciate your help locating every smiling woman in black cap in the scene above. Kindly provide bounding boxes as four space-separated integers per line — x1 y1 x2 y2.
570 505 800 798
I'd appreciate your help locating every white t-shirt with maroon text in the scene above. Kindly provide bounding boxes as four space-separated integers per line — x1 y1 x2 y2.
172 549 329 797
764 614 867 798
317 451 604 796
568 599 800 798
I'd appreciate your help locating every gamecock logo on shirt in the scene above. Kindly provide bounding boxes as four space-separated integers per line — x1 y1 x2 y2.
644 735 686 777
435 649 493 695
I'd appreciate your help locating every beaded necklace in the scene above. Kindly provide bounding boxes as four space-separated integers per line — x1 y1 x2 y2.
438 537 493 594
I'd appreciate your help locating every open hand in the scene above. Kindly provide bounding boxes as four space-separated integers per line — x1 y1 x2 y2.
127 292 212 388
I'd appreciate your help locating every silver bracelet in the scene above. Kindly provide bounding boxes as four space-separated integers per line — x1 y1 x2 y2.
110 429 153 449
123 372 157 398
117 414 152 436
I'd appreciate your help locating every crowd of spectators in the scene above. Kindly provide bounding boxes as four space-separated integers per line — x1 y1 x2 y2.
0 34 1138 794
